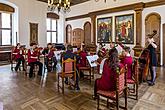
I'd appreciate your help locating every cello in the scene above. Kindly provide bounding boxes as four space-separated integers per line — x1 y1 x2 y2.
138 30 157 83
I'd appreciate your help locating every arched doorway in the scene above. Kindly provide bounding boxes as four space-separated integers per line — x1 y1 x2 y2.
66 24 72 44
72 28 84 47
145 12 161 65
84 22 91 45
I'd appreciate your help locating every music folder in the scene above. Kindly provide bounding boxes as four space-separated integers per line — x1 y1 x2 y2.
86 55 99 67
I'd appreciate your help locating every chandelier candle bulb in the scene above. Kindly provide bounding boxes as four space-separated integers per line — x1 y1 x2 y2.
47 0 71 12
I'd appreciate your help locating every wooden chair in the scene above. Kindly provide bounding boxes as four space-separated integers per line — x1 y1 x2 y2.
10 48 24 71
96 66 128 110
127 58 139 100
57 57 76 94
24 49 38 77
11 48 17 71
43 55 54 73
78 58 94 83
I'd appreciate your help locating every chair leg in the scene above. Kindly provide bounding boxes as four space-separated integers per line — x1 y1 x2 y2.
57 75 59 92
107 99 109 108
136 83 138 100
11 63 13 71
97 95 100 110
116 97 119 110
90 69 91 83
125 88 128 110
62 77 64 94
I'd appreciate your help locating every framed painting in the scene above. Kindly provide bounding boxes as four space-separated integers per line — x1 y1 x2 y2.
30 23 38 44
115 14 134 44
97 17 112 43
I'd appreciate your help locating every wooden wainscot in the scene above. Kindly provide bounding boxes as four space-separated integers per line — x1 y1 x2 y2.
0 46 13 62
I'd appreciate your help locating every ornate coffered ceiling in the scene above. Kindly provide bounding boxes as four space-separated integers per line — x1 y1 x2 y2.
37 0 90 5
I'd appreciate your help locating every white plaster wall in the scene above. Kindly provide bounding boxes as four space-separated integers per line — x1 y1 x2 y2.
0 0 65 47
66 17 91 29
142 5 165 65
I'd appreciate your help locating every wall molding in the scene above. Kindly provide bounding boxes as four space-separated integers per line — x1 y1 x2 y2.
66 0 165 21
0 3 15 13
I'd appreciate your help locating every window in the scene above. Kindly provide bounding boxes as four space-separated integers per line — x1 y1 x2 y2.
47 18 58 43
0 13 12 45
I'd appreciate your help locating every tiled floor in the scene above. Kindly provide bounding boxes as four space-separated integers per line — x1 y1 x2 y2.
132 67 165 110
0 65 164 110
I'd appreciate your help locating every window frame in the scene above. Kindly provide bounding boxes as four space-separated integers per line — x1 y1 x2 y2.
0 13 12 46
47 18 58 43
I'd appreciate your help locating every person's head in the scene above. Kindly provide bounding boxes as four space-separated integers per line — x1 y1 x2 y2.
110 42 115 49
67 44 73 52
16 43 21 48
123 46 130 56
30 42 37 49
82 46 87 52
108 48 119 72
47 43 53 49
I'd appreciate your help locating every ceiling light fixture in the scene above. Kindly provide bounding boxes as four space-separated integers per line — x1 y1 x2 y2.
47 0 71 13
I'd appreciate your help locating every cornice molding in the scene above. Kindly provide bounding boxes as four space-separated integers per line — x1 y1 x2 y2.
66 0 165 21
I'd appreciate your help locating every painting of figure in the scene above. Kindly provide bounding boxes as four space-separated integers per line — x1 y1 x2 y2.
30 23 38 44
115 14 134 44
97 17 112 43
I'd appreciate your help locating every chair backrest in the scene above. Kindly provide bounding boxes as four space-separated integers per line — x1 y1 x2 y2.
116 65 127 93
132 58 139 82
11 47 15 61
62 57 76 74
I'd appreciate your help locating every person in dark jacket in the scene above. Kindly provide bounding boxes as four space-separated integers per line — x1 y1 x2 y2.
42 43 57 72
147 36 157 86
61 45 80 90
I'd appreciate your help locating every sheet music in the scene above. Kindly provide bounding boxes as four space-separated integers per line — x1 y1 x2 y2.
73 48 77 53
99 58 107 74
86 55 99 67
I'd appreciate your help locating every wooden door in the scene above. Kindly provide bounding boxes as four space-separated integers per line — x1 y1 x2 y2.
72 28 84 47
145 13 161 65
66 24 72 44
84 22 91 45
163 24 165 66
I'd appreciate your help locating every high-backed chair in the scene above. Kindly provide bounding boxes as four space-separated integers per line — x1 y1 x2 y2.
127 58 139 100
78 58 94 83
11 48 16 71
96 65 128 110
11 48 24 71
57 57 76 94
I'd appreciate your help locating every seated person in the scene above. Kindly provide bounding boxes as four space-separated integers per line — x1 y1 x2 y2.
42 43 57 72
94 48 123 98
77 47 88 77
120 46 133 79
12 43 25 71
77 47 88 68
54 48 63 73
28 43 43 78
61 45 80 90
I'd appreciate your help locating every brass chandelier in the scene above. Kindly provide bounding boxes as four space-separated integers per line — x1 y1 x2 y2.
47 0 71 13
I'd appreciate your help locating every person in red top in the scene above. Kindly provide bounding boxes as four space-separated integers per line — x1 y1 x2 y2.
120 46 133 79
12 43 25 71
28 43 43 78
93 48 123 99
77 46 88 77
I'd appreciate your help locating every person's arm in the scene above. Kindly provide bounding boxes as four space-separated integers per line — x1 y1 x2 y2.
150 42 157 48
148 38 157 48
